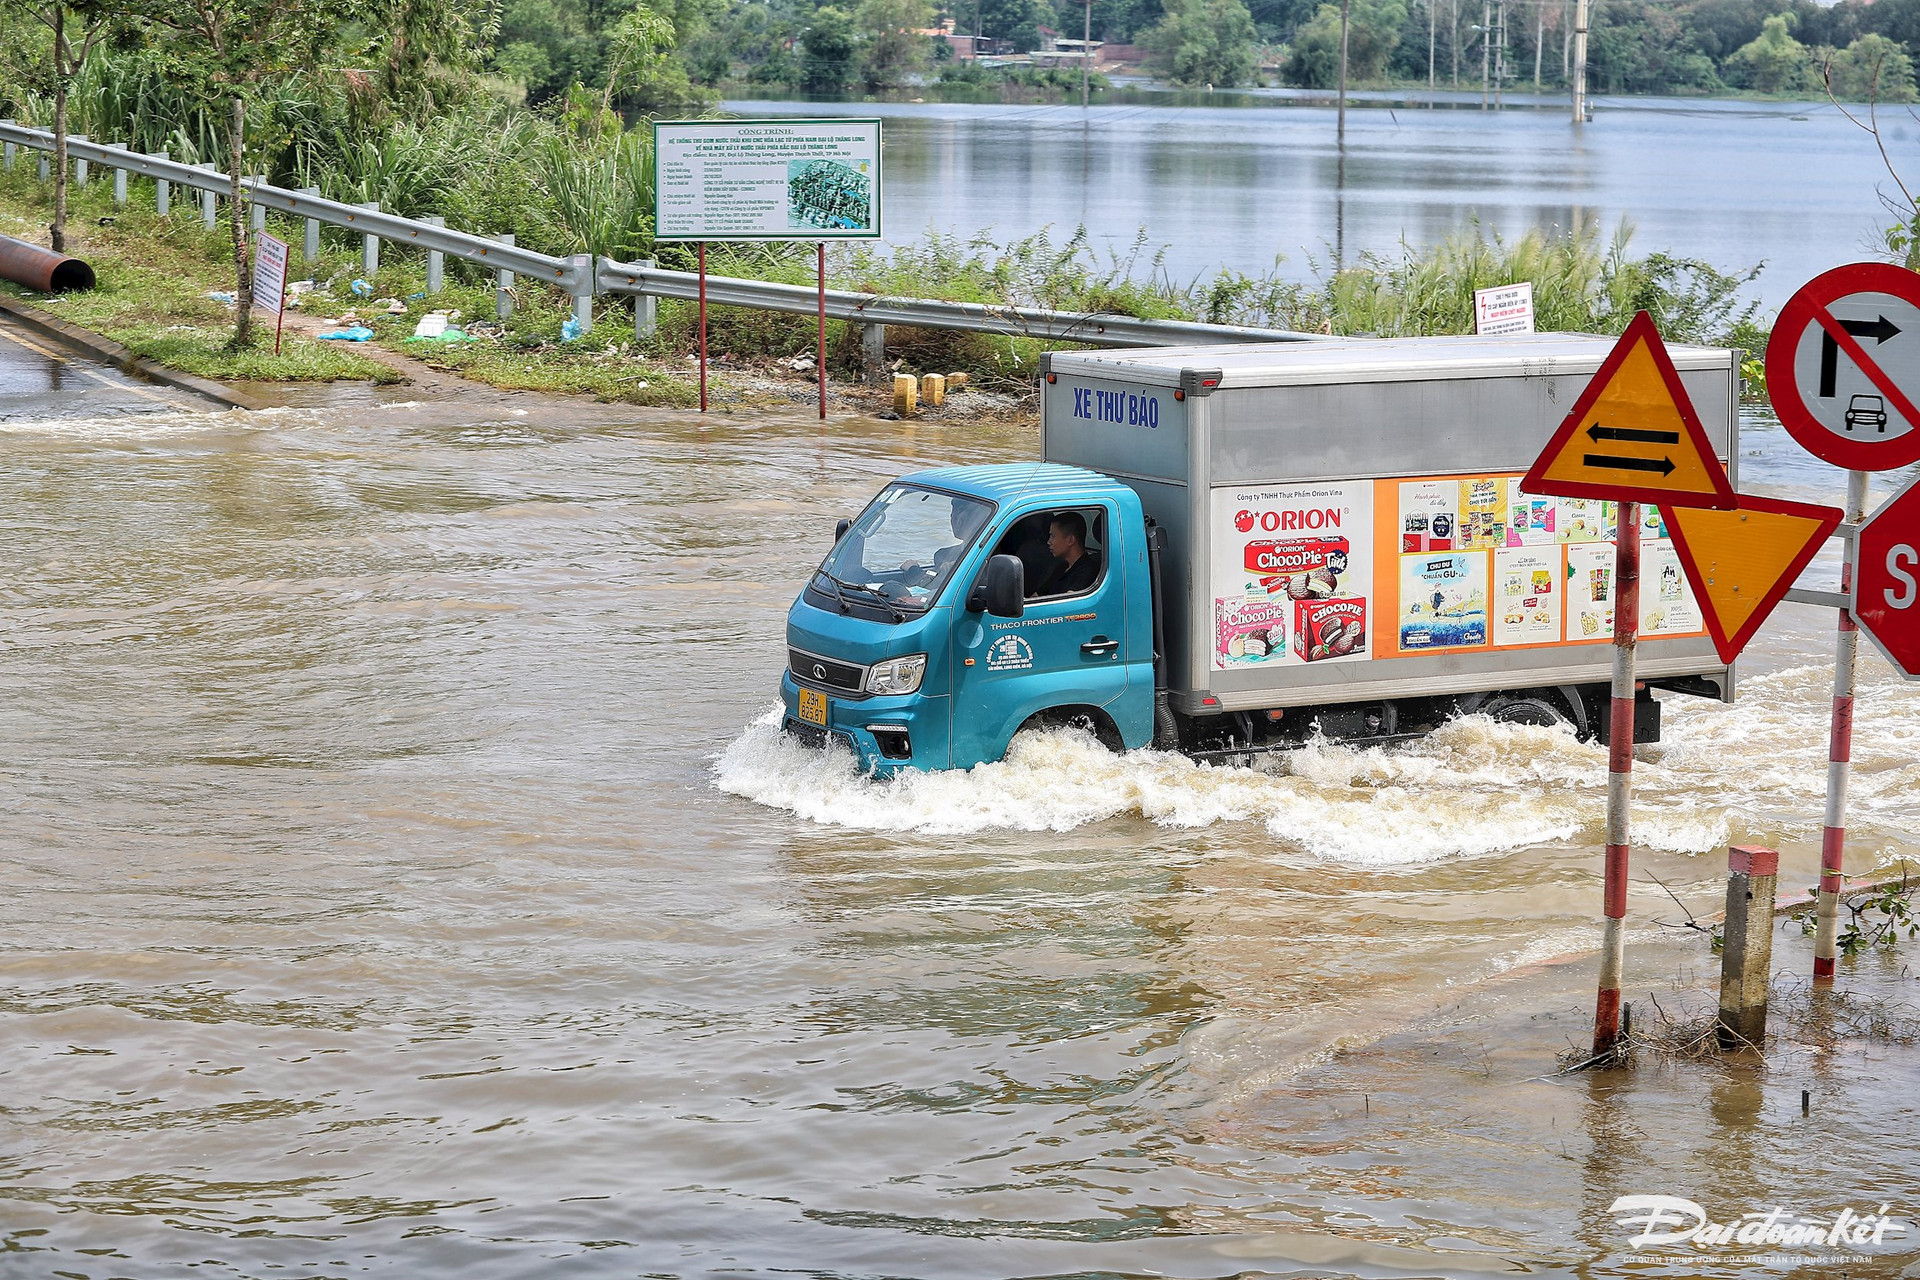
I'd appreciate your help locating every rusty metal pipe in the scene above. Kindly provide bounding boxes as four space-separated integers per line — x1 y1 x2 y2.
0 233 95 292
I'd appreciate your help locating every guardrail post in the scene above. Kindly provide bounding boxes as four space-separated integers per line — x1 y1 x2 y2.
1717 845 1779 1050
300 187 320 262
862 323 887 384
423 216 444 292
38 152 49 181
111 146 127 205
200 171 216 228
569 254 593 335
149 151 169 215
72 136 87 187
359 201 380 276
495 233 515 321
633 259 657 340
2 122 13 172
249 176 266 232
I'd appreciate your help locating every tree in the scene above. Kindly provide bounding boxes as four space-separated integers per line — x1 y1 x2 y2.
4 0 122 252
1825 32 1918 103
856 0 933 89
1145 0 1259 85
1724 12 1814 93
139 0 342 348
1285 0 1405 85
802 5 858 95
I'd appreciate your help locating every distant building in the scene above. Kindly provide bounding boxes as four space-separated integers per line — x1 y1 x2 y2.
1031 34 1102 67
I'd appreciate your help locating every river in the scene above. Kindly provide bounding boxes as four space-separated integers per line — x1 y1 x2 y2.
3 366 1918 1276
728 95 1910 309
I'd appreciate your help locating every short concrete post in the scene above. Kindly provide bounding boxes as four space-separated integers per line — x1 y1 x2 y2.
920 373 946 407
149 151 169 216
1717 844 1779 1050
201 172 217 228
892 373 918 416
112 147 127 205
861 322 887 384
38 153 50 181
72 136 87 186
2 125 14 172
494 233 515 321
359 200 380 275
569 254 593 335
249 176 266 232
300 187 320 262
632 258 657 341
423 215 444 292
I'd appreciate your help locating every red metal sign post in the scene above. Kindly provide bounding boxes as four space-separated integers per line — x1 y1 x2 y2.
1764 263 1920 979
697 241 708 414
817 243 827 421
1522 312 1733 1061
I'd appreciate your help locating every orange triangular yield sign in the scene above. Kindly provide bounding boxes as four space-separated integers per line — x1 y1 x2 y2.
1521 311 1736 510
1661 495 1843 664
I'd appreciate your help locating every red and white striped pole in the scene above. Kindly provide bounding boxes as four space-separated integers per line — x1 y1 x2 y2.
1595 500 1642 1058
1814 468 1871 980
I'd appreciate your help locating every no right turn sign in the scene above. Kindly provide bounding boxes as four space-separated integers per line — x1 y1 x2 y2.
1766 262 1920 471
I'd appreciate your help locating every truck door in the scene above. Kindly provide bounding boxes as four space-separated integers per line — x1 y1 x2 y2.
958 502 1129 752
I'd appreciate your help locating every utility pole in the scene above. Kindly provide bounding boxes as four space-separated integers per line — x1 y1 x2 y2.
1337 0 1350 143
1572 0 1590 122
1081 0 1091 108
1428 0 1437 97
1494 0 1505 108
1481 0 1490 108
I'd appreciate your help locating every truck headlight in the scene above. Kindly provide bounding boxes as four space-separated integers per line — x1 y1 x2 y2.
866 654 927 695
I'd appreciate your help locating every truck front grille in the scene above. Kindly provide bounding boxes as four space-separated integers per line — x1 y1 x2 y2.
789 647 867 694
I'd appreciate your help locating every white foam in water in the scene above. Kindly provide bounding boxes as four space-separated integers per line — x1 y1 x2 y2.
716 662 1920 864
713 708 1598 862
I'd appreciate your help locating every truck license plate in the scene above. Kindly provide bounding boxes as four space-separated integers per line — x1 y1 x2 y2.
798 687 829 727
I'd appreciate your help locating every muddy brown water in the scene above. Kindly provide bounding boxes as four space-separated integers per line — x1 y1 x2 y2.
2 385 1918 1278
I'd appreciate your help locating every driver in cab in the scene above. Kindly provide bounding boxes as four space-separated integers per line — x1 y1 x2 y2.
1030 511 1098 597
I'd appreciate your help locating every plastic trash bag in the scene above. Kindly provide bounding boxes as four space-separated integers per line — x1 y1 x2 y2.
350 279 372 297
319 325 374 341
560 316 582 342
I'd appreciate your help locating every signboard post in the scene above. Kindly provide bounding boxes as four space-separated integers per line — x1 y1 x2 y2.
1763 262 1920 980
1473 282 1535 336
1521 311 1735 1062
251 230 290 355
654 119 883 418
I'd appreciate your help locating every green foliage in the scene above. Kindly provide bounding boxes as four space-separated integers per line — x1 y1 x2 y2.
534 127 657 261
1286 0 1407 87
802 5 858 95
1823 32 1919 101
1798 877 1920 958
855 0 934 90
1725 13 1815 93
1145 0 1261 86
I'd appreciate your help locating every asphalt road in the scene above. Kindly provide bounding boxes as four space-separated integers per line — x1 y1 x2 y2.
0 315 207 420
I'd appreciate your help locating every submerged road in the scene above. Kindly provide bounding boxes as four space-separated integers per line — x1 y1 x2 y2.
0 365 1915 1277
0 313 208 420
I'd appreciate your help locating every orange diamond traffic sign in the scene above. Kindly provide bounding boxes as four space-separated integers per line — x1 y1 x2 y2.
1521 311 1737 510
1661 496 1842 664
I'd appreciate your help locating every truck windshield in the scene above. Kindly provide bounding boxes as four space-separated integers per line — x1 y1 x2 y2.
815 485 992 614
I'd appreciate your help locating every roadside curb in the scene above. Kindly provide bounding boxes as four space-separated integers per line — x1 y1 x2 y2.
0 293 263 410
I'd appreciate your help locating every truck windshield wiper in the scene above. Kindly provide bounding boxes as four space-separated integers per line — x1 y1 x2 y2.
818 571 905 621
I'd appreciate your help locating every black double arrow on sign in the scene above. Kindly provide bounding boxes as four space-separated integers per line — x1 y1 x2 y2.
1583 423 1680 476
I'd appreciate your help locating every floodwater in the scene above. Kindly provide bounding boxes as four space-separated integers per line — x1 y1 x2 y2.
4 377 1920 1278
729 96 1907 308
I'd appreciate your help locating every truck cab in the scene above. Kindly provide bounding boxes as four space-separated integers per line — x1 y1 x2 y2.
780 464 1158 775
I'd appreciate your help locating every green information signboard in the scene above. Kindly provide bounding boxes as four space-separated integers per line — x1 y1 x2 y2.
653 118 883 242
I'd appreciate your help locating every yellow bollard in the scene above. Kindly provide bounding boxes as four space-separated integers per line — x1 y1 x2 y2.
893 373 918 416
945 371 969 391
920 373 945 407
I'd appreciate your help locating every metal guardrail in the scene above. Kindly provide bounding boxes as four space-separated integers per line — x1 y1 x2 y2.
596 258 1320 349
1 121 1325 348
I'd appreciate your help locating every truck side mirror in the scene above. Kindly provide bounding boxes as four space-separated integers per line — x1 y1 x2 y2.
835 517 852 542
969 554 1024 618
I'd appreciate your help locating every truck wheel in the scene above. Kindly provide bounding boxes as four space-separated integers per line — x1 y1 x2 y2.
1481 693 1569 728
1020 708 1123 753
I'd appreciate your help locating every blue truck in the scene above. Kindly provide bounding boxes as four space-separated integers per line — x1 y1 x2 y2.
779 336 1741 775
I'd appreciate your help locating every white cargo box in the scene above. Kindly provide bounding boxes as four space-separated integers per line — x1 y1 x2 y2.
1039 335 1740 713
